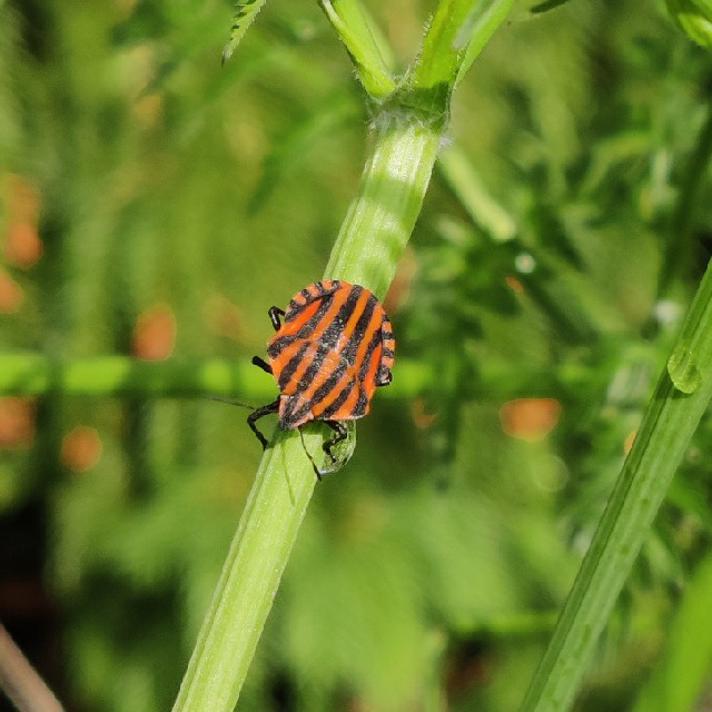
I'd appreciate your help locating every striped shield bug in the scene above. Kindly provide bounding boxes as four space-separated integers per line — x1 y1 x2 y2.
249 279 395 476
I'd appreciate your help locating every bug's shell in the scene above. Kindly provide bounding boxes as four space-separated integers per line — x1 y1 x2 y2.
266 280 395 429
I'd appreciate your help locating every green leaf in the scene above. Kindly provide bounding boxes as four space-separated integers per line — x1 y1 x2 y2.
665 0 712 48
222 0 268 64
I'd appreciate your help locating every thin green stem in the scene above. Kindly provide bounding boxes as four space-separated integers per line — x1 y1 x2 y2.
0 353 430 399
0 353 600 401
412 0 515 102
438 142 517 241
318 0 396 98
520 259 712 712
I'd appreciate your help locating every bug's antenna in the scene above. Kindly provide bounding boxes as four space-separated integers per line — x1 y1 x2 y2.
207 396 255 410
298 428 323 481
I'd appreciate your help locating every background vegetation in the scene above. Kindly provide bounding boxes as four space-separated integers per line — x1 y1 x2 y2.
1 0 711 710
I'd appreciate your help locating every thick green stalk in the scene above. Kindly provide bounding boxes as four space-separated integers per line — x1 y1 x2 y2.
326 118 441 291
520 259 712 712
172 115 442 712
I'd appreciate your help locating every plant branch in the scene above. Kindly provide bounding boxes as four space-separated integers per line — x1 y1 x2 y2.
171 113 445 712
412 0 515 104
318 0 396 98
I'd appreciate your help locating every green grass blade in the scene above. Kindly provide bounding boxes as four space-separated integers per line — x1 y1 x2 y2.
318 0 396 98
520 259 712 712
632 550 712 712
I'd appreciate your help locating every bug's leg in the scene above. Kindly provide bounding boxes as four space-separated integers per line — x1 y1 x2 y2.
251 356 272 374
376 367 392 386
268 306 286 331
298 428 323 481
247 398 280 450
323 421 348 463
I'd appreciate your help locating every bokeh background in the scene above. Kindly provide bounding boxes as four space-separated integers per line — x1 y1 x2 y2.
1 0 712 710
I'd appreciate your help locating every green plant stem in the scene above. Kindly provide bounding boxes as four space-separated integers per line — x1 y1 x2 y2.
438 142 517 241
325 119 441 291
0 353 602 404
0 353 430 398
172 3 514 709
318 0 396 98
171 115 443 712
520 259 712 712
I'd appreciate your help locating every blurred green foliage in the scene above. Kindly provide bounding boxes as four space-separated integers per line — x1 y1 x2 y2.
0 0 711 710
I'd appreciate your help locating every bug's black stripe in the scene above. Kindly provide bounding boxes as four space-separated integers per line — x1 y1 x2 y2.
353 389 369 416
292 295 377 421
285 288 313 322
340 294 378 367
352 335 382 415
277 342 310 390
269 293 335 356
319 381 356 420
382 347 395 359
300 360 348 413
358 327 383 381
282 286 365 424
309 285 363 363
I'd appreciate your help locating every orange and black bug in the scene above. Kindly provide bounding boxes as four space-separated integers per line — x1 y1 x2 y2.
249 279 395 472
